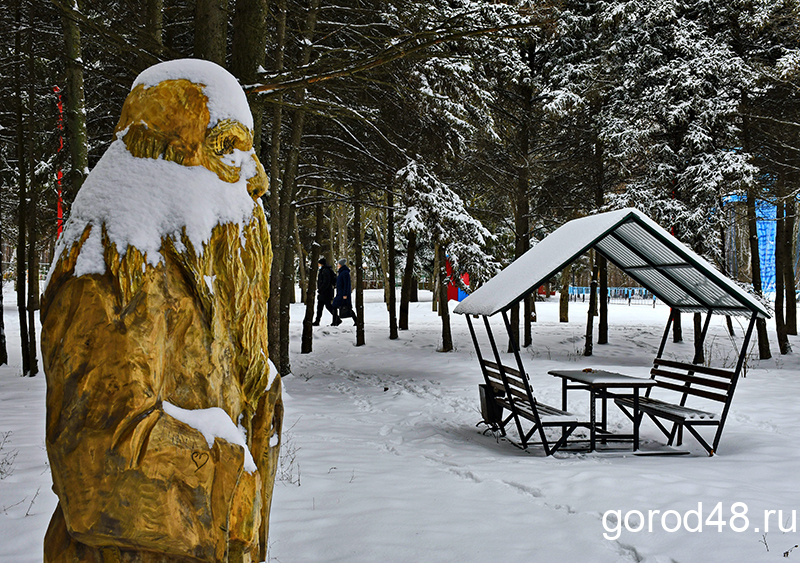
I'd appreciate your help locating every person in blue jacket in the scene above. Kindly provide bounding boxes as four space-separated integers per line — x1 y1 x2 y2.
332 258 357 326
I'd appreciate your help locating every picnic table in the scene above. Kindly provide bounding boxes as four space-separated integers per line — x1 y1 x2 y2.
548 369 656 452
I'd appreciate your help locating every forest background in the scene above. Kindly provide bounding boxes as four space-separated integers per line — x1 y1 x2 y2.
0 0 798 379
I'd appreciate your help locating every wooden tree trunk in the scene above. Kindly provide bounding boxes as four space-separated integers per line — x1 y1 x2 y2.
692 312 704 364
775 197 791 354
523 294 532 346
594 119 608 344
598 255 608 344
718 203 736 337
0 217 7 365
266 0 287 369
399 230 416 330
584 252 598 356
369 207 391 307
15 0 30 375
747 184 772 359
277 107 305 372
519 189 531 344
194 0 228 65
276 100 309 370
507 302 519 353
559 267 569 322
26 22 39 377
673 312 683 343
300 194 324 354
335 203 349 259
144 0 163 51
354 187 365 346
784 194 797 335
742 95 771 359
278 203 295 374
231 0 269 154
431 246 439 313
509 130 530 351
387 189 398 339
26 219 39 376
437 244 453 352
294 212 306 304
60 0 89 202
274 0 320 372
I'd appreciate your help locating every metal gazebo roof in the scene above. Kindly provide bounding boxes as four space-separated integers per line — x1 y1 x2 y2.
453 208 769 319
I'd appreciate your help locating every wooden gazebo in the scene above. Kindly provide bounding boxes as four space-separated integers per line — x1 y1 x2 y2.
454 208 770 454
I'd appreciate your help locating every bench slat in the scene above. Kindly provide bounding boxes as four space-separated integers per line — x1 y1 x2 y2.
484 368 534 404
655 380 728 403
484 365 529 393
653 358 735 380
504 386 531 404
651 368 731 391
617 396 716 421
486 380 505 395
496 398 576 422
482 360 522 379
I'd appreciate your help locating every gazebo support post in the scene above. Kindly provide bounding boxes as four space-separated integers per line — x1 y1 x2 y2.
655 309 676 362
467 315 500 428
668 309 714 444
465 315 487 380
712 314 757 452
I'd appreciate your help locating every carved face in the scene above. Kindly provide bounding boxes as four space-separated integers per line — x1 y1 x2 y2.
114 79 267 199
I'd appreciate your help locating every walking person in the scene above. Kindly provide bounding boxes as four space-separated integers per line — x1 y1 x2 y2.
313 258 339 326
332 258 358 326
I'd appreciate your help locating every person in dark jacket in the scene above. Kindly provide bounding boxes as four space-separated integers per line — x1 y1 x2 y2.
332 258 357 326
313 258 339 326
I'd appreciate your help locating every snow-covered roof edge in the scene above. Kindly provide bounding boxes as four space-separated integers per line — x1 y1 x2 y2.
453 208 769 319
454 209 634 316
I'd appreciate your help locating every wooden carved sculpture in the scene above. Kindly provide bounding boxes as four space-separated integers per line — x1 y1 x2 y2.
41 59 281 563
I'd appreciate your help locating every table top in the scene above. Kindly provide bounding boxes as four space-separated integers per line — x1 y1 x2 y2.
548 369 656 388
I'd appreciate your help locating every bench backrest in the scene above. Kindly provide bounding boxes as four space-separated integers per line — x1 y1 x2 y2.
650 358 737 405
481 359 535 405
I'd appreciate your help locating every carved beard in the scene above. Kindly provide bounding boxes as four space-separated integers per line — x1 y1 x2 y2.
45 210 272 414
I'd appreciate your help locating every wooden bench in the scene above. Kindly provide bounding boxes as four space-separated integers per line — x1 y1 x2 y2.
615 358 740 456
479 359 578 455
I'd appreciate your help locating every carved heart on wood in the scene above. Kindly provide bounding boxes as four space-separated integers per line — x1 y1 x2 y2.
192 451 209 471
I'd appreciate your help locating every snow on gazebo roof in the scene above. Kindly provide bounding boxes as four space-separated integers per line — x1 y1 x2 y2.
453 208 769 319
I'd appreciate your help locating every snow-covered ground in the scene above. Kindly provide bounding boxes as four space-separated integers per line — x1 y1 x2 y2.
1 288 799 562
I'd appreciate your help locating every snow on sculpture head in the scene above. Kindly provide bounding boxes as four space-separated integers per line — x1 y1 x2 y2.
49 59 270 280
116 58 266 199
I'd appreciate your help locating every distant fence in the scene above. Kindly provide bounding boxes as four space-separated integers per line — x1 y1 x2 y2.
569 286 659 306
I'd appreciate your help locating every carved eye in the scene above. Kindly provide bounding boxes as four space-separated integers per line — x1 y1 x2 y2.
216 137 236 156
213 135 236 156
206 120 253 161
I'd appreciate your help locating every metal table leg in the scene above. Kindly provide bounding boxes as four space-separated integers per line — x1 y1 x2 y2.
589 388 596 452
633 388 640 451
561 378 568 442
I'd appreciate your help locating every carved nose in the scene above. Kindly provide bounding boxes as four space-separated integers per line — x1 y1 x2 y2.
247 155 268 199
